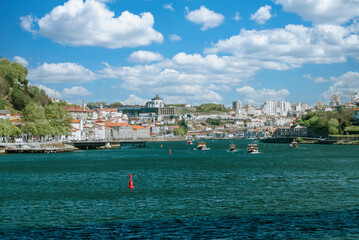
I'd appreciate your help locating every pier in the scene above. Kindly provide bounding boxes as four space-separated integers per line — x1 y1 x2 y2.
64 140 147 150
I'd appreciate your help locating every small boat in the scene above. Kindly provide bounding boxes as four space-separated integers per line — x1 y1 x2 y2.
187 138 193 145
197 142 208 150
247 144 259 154
290 141 298 148
229 144 236 151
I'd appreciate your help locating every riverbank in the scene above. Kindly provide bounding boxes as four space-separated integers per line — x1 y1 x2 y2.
261 137 359 145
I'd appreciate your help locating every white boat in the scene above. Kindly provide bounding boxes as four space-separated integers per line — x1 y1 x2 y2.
187 139 194 145
229 144 236 152
247 144 259 154
197 142 209 150
290 141 298 148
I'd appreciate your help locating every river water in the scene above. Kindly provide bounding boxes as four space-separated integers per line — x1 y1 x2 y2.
0 140 358 239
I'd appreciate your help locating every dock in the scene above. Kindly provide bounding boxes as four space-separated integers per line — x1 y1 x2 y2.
64 140 147 150
5 147 59 154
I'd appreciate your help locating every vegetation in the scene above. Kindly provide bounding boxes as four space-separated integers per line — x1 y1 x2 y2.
108 102 124 107
22 102 72 139
197 103 228 113
297 107 357 135
174 119 188 136
205 118 221 126
86 101 107 109
0 58 51 111
0 119 21 137
0 58 71 139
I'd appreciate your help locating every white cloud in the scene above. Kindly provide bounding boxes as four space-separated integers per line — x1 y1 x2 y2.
205 24 359 69
127 50 164 63
185 6 225 31
314 77 328 83
250 5 272 25
275 0 359 25
37 84 63 98
169 34 181 42
20 0 163 48
322 71 359 102
163 3 174 11
124 94 146 105
28 62 97 84
302 74 312 80
13 56 29 67
236 86 290 105
233 12 241 21
63 86 92 97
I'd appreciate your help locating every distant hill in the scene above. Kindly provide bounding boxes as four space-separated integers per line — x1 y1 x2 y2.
0 58 50 111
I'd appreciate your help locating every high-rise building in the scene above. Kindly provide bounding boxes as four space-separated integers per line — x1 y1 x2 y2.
353 91 359 104
329 94 342 106
262 100 277 116
278 101 291 114
232 100 242 110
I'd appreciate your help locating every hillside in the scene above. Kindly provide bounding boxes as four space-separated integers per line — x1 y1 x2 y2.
0 58 50 111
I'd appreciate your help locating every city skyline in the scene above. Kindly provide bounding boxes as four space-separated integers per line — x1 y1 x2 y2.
1 0 359 106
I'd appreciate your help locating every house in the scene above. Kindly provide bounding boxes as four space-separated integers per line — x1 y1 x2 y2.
353 108 359 122
0 110 11 120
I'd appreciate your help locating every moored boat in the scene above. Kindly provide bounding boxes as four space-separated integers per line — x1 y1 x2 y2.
229 144 236 151
187 138 193 145
247 144 259 154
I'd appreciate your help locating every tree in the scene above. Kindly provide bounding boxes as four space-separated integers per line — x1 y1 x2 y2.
0 119 21 137
23 102 46 122
174 126 186 136
0 59 28 87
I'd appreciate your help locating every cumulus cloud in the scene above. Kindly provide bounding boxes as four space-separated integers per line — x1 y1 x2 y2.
275 0 359 25
37 84 63 98
169 34 181 42
127 50 164 63
185 6 225 31
28 62 97 84
250 5 272 25
205 24 359 69
233 12 241 21
13 56 29 67
99 53 243 104
124 94 147 105
20 0 163 48
63 86 93 97
236 86 290 105
321 71 359 102
163 3 174 11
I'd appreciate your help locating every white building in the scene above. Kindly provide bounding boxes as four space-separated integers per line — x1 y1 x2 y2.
262 100 277 116
232 100 242 110
145 95 164 108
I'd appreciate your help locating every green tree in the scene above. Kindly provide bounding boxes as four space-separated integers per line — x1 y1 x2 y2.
0 119 21 137
23 102 46 122
174 126 186 136
0 59 28 87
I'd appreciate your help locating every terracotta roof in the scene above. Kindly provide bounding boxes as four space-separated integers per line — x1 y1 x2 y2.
72 119 80 123
101 108 118 112
105 122 130 127
132 125 147 130
152 95 162 100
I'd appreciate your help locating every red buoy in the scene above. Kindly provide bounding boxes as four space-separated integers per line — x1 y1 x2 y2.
128 174 134 189
169 148 172 155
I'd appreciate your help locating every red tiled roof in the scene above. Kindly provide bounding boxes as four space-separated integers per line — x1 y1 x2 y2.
105 122 130 127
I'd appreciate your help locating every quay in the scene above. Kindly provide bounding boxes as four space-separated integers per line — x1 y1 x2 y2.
5 147 59 154
64 140 147 150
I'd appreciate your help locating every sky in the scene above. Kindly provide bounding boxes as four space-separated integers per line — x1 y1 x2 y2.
1 0 359 107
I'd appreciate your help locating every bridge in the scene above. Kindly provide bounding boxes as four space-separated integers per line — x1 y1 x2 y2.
64 140 147 150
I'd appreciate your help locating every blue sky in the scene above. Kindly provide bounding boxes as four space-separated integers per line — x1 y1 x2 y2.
1 0 359 107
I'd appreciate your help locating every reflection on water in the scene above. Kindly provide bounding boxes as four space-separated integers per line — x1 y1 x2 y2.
0 140 358 238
